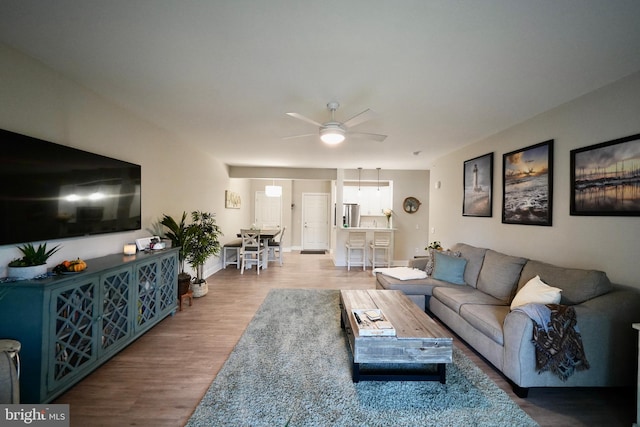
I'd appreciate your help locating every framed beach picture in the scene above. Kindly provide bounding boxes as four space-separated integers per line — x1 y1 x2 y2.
463 152 493 217
570 133 640 216
502 140 554 226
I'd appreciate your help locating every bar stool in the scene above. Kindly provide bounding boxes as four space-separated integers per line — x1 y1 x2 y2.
369 231 391 269
346 231 366 271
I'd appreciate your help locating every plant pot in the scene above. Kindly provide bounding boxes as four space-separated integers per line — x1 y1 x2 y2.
177 273 192 297
7 264 47 280
191 279 208 298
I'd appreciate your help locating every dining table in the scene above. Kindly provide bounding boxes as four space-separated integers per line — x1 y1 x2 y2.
237 228 281 269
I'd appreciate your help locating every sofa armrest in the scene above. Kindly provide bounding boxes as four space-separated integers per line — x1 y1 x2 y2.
503 288 640 388
409 257 428 271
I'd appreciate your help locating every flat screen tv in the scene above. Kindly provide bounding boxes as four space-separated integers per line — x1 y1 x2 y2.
0 128 141 246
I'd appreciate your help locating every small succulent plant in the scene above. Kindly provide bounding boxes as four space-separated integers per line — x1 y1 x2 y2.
8 243 61 267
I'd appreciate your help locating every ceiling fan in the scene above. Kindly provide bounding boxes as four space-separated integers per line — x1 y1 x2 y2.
285 101 387 144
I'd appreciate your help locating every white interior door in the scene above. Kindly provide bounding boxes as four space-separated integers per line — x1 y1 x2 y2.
302 193 329 250
255 191 281 228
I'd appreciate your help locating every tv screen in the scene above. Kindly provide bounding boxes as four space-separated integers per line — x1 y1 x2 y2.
0 128 141 246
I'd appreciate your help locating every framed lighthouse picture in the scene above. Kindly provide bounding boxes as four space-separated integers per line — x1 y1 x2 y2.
463 152 493 217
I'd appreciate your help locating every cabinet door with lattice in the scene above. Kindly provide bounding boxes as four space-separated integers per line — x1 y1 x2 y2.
48 277 99 393
99 266 133 358
158 253 178 315
135 259 159 333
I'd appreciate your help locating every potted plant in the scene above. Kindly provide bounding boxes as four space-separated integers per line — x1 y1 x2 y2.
147 219 175 248
426 241 443 251
184 211 222 297
7 243 61 279
383 208 393 228
161 212 192 297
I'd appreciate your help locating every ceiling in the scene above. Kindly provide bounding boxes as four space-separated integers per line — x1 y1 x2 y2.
1 1 640 171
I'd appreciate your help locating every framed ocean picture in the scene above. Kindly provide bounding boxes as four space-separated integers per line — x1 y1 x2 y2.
502 140 554 226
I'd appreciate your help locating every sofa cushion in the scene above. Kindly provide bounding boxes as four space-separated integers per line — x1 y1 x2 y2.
432 251 467 284
510 275 562 310
451 243 488 287
476 250 528 304
432 286 505 314
408 256 429 271
459 304 510 345
375 273 452 296
517 260 612 305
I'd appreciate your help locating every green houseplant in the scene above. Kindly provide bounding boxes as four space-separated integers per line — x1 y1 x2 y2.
7 242 61 279
161 212 192 297
426 241 443 251
184 211 222 297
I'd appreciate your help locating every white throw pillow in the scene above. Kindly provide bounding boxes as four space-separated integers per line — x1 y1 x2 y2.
510 275 562 310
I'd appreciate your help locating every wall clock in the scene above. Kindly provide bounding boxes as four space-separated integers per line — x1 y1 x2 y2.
403 197 421 213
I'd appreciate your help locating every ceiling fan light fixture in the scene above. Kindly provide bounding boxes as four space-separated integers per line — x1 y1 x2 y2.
319 125 345 145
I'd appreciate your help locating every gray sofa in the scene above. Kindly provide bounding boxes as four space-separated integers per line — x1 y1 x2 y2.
376 242 640 396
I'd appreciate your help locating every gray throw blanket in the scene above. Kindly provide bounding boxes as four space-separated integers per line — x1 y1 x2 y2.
513 303 590 381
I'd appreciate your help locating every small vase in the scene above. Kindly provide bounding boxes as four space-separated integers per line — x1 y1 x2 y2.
387 216 393 229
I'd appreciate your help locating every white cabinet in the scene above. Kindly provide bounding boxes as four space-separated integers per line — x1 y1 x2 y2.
343 184 392 216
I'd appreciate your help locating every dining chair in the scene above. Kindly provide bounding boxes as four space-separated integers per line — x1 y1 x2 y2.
369 231 391 269
345 231 366 271
267 226 286 266
240 229 265 274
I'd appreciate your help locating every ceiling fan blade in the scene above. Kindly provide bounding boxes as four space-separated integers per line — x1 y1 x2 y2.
282 133 317 140
285 112 323 127
343 108 377 129
349 131 387 142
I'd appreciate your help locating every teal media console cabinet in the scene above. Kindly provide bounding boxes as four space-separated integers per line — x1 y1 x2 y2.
0 248 178 403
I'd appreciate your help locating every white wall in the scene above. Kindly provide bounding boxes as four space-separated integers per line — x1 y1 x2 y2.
429 71 640 288
0 43 251 279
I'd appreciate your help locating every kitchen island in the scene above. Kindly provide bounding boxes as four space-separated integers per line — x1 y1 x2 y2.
332 227 395 269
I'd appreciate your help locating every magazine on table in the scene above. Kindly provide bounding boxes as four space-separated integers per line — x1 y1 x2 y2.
352 309 396 336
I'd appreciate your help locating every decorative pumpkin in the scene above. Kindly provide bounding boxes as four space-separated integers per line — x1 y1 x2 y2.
53 258 87 274
69 259 87 272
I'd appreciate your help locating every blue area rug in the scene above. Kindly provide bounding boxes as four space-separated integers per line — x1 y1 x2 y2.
187 289 538 426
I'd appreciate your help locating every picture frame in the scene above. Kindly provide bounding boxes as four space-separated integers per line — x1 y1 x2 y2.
570 133 640 216
502 140 554 226
225 190 241 209
463 152 493 217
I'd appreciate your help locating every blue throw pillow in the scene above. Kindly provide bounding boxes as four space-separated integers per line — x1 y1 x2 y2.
432 251 467 285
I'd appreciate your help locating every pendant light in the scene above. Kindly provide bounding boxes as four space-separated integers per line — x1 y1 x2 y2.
357 167 362 196
377 168 381 192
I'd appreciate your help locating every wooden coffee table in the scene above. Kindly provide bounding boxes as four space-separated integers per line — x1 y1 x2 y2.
340 289 453 382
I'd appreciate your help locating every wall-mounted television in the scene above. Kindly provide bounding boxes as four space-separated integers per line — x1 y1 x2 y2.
0 128 141 246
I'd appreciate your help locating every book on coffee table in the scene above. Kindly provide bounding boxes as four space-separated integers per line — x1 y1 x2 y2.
352 309 396 336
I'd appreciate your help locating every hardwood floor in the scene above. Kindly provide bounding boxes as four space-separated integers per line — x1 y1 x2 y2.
53 251 635 426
